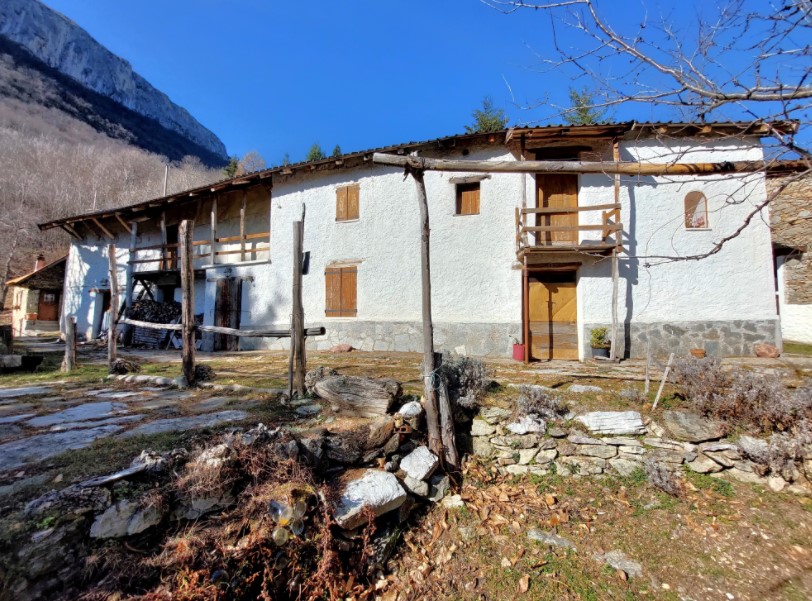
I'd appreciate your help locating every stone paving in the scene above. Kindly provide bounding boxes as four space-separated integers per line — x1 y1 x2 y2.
0 382 253 475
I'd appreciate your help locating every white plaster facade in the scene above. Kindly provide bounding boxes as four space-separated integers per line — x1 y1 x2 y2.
58 130 781 360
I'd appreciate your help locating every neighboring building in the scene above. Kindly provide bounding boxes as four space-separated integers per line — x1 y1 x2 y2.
40 122 786 360
5 255 67 337
769 174 812 344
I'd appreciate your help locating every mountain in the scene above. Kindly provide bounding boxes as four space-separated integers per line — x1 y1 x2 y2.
0 0 228 165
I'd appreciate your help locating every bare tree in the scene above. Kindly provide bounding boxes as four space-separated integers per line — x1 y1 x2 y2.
482 0 812 261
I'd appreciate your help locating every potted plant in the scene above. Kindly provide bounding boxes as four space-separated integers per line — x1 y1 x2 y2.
590 327 611 358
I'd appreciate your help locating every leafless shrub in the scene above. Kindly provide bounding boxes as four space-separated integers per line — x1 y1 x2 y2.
438 353 491 411
194 363 216 382
672 358 812 433
108 358 140 375
514 385 568 420
644 459 685 498
739 421 812 481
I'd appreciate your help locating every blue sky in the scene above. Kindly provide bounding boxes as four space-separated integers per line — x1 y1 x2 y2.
40 1 769 164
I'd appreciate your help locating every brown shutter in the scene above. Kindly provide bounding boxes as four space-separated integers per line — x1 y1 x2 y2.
340 267 357 316
347 184 360 220
325 268 341 315
456 183 480 215
336 187 348 221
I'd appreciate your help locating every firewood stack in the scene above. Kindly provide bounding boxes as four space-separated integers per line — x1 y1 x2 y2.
126 299 182 323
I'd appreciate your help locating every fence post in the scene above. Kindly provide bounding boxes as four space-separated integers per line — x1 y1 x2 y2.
289 218 305 398
62 316 76 372
180 219 196 385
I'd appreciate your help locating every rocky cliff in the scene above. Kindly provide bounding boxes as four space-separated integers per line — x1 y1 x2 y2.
0 0 227 162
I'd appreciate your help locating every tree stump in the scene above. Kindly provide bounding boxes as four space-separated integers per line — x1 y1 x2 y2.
313 376 401 418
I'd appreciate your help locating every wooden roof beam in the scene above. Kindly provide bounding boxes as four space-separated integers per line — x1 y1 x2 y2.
91 217 114 239
114 214 132 234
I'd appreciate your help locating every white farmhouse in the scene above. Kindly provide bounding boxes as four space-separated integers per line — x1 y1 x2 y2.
40 122 789 361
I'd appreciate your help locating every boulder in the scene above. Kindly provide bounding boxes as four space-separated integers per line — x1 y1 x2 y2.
471 418 496 437
367 417 395 449
330 344 354 353
609 457 642 477
754 343 780 358
596 550 643 578
400 446 439 481
687 455 723 474
334 469 407 529
506 415 546 435
472 437 494 458
427 473 450 502
480 407 511 425
575 411 646 435
403 475 429 496
90 499 163 538
662 411 723 443
576 444 617 459
491 434 539 449
397 400 423 419
518 448 539 465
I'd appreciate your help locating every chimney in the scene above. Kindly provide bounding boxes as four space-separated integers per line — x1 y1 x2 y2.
34 254 46 272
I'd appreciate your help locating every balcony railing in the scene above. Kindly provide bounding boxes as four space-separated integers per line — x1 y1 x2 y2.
515 203 622 258
129 231 270 271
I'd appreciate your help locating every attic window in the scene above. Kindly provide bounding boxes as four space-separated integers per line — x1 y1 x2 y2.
336 184 360 221
684 191 708 229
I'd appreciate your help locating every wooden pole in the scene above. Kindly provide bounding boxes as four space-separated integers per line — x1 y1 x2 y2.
372 153 808 176
240 190 247 262
62 316 76 372
610 140 621 362
180 219 196 385
435 353 459 470
652 352 675 411
107 244 118 366
644 342 651 396
410 168 443 459
210 196 218 265
290 218 305 398
160 211 168 270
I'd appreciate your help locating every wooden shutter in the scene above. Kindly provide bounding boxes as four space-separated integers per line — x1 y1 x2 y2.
336 187 348 221
347 184 360 220
325 266 357 317
456 183 480 215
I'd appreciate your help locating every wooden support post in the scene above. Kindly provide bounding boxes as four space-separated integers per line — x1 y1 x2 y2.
180 220 196 385
240 190 247 262
652 352 675 411
126 223 137 313
410 168 443 459
609 140 621 362
108 244 118 366
644 342 651 396
289 217 306 398
210 196 218 265
522 264 530 363
267 185 273 255
160 211 168 270
62 316 76 372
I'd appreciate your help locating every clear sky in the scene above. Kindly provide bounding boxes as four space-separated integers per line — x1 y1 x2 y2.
38 1 765 165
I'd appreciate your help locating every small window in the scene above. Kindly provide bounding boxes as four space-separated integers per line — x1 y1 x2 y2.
684 191 708 229
42 293 56 304
456 182 480 215
325 265 357 317
336 184 360 221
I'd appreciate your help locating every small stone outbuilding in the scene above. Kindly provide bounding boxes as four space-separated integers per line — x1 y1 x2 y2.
5 255 67 337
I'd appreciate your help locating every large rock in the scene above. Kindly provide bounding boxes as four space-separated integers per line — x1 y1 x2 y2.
575 412 646 435
313 376 401 418
596 550 643 578
506 415 546 435
471 418 496 437
687 455 724 474
400 446 439 481
754 343 780 358
334 470 407 530
662 411 723 443
90 499 163 538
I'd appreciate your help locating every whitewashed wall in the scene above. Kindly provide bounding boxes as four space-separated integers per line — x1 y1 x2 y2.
777 257 812 344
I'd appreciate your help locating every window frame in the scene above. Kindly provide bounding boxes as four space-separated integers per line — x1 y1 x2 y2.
455 182 481 216
325 265 357 318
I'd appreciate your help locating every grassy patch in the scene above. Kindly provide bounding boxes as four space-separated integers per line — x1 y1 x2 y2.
783 340 812 357
0 356 109 387
685 469 735 497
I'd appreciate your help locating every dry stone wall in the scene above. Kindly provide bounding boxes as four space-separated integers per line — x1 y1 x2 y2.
770 175 812 305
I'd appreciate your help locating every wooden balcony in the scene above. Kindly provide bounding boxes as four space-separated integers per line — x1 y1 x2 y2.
129 231 270 273
515 203 622 260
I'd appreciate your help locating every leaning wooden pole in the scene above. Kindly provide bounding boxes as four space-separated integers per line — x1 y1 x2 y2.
107 244 118 366
410 168 443 459
179 220 196 385
62 316 76 372
290 218 306 398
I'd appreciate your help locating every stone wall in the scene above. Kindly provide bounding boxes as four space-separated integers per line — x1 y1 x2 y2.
582 319 779 359
469 396 811 495
769 175 812 305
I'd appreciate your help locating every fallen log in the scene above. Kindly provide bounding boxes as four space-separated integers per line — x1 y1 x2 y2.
313 376 401 418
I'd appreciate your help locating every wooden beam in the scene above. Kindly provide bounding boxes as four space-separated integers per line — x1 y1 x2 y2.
108 244 118 365
210 196 218 265
522 203 621 214
180 220 195 385
372 153 810 176
114 214 132 234
160 211 168 269
523 224 622 233
198 325 325 338
126 222 137 315
91 218 114 240
118 317 183 331
240 190 247 262
59 224 80 240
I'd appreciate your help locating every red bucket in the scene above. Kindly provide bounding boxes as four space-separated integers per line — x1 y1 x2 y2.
512 343 525 361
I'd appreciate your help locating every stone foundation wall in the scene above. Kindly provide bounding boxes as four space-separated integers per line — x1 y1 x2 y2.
241 321 522 357
583 319 780 359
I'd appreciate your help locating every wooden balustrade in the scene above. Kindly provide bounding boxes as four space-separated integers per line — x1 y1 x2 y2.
128 231 271 269
515 203 622 258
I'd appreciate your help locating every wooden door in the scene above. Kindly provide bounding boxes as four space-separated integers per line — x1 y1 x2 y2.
528 272 578 360
37 290 60 321
214 278 242 351
537 174 578 245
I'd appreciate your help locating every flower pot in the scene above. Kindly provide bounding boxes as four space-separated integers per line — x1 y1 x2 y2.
512 343 525 361
592 346 610 359
690 348 706 358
